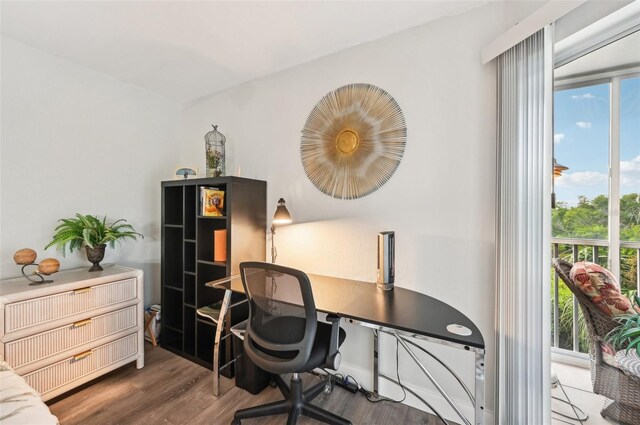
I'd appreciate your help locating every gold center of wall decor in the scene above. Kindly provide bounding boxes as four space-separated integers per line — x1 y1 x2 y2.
335 129 360 155
300 83 407 200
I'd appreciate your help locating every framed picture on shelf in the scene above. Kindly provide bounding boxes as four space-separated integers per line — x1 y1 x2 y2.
175 167 197 180
200 187 225 216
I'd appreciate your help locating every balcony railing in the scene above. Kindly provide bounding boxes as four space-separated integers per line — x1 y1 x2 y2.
551 237 640 355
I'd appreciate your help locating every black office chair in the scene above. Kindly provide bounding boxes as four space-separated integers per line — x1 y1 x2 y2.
232 261 351 425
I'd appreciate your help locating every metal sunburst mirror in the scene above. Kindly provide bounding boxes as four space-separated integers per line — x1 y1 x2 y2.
300 83 407 200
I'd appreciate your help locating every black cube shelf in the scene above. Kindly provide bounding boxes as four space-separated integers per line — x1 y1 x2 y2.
161 177 266 372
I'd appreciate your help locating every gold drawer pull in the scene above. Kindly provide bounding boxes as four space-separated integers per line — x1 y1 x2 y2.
73 350 93 361
73 318 92 328
73 287 91 295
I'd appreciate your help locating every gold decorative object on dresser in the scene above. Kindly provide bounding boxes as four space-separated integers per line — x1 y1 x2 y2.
0 265 144 401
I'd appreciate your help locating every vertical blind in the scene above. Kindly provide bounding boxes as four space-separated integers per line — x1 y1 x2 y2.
495 26 553 424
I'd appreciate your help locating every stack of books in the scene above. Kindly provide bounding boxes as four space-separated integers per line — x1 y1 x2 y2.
145 304 161 342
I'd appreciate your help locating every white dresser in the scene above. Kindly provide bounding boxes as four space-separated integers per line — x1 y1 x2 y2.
0 265 144 401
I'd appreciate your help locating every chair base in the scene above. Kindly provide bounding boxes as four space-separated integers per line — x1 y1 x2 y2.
233 373 351 425
601 399 640 425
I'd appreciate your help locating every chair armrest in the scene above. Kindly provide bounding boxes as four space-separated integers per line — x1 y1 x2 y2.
324 314 342 370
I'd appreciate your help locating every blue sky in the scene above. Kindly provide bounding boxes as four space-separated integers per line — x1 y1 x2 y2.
554 77 640 206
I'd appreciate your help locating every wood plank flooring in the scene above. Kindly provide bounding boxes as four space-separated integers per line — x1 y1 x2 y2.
48 343 443 425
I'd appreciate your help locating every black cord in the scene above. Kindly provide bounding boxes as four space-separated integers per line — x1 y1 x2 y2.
322 335 406 405
345 374 359 387
319 368 343 382
361 338 407 404
394 338 407 403
323 332 441 425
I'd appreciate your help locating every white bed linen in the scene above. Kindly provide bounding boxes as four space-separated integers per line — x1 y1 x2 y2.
0 360 59 425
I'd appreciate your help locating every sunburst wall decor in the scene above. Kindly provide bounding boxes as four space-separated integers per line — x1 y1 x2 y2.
300 83 407 200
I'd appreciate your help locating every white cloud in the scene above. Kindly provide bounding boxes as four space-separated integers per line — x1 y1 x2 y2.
621 155 640 191
621 155 640 173
576 121 592 129
555 157 640 193
556 171 608 187
554 133 565 143
571 93 596 100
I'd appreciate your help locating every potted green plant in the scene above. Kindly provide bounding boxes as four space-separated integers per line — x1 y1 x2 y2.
45 213 143 272
607 294 640 356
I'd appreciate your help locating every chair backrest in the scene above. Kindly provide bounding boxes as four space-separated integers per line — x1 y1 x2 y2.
552 258 619 341
240 261 317 374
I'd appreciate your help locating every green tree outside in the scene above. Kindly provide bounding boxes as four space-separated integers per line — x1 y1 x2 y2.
551 193 640 352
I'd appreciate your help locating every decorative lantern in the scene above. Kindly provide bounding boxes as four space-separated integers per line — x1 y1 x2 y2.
204 124 226 177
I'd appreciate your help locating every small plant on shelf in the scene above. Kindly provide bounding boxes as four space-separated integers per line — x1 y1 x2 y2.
45 213 143 272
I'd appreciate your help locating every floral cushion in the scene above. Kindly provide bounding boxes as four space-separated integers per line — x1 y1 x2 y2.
602 341 619 367
569 261 637 316
615 349 640 377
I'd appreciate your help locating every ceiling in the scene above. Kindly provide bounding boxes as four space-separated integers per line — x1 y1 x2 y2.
1 1 488 104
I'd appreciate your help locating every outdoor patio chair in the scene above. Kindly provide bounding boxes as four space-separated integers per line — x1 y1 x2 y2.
553 258 640 424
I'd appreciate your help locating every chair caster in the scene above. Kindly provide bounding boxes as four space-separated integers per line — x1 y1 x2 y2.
269 378 277 388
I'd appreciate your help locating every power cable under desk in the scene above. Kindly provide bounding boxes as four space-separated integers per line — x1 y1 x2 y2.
319 332 448 425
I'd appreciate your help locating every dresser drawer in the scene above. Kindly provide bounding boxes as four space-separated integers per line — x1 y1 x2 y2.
4 278 137 334
5 305 138 370
23 333 138 398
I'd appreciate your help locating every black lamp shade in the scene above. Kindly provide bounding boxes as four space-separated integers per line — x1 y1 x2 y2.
273 198 292 224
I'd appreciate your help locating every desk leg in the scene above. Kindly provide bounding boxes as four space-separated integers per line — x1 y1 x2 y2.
395 332 471 425
373 329 380 398
213 289 232 397
474 352 485 425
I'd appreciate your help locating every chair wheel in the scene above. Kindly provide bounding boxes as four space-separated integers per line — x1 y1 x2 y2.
269 378 277 388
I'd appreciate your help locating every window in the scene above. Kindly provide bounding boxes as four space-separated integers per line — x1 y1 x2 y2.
619 76 640 295
551 70 640 355
553 82 610 239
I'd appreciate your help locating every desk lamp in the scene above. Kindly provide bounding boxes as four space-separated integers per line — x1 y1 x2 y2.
270 198 292 263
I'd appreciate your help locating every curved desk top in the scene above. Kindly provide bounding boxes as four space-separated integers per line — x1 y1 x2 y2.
207 273 484 350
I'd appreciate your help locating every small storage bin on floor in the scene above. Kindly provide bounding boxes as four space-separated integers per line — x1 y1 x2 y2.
231 320 270 395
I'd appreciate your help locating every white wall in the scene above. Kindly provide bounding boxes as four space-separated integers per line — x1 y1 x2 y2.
0 37 181 305
179 3 527 423
0 1 541 421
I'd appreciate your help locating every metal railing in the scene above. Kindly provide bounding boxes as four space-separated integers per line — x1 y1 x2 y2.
551 237 640 354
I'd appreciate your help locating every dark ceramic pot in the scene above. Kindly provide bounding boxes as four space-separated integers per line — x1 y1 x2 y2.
86 244 106 272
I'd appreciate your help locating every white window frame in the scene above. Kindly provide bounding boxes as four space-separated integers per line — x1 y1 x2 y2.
554 66 640 282
552 67 640 361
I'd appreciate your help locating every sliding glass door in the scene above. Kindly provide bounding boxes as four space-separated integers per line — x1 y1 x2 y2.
551 70 640 356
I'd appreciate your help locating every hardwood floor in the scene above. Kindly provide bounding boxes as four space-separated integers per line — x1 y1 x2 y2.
48 343 443 424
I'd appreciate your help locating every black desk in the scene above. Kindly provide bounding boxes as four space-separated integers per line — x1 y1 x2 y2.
207 273 485 425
